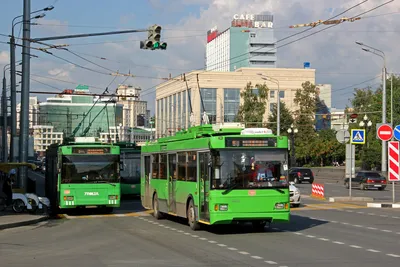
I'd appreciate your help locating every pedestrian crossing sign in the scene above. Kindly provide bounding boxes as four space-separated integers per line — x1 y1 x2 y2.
351 129 365 144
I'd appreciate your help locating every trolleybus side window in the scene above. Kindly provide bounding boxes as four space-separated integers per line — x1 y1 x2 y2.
168 154 177 180
187 151 197 182
152 154 159 179
159 154 167 179
177 152 186 181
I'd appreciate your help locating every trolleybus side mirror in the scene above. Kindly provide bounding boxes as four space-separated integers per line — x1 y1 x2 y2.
119 162 124 171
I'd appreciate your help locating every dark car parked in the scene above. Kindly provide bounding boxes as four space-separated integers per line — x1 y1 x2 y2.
288 167 314 184
344 171 387 190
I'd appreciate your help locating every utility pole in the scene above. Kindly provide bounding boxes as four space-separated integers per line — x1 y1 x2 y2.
18 0 31 189
2 72 8 162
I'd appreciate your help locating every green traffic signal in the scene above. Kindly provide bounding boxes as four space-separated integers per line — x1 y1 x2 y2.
153 42 160 49
160 42 167 50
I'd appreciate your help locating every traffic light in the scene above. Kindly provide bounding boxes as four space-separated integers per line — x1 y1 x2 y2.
140 24 167 50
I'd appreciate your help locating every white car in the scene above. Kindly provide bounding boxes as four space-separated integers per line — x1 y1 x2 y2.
289 182 301 207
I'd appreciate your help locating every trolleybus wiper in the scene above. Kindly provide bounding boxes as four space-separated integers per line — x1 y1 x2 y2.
273 188 285 194
222 182 239 195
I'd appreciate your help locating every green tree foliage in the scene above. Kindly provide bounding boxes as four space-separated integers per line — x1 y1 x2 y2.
236 82 269 127
293 81 318 163
310 129 345 166
267 101 294 135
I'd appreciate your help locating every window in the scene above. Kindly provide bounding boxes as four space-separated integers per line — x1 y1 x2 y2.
270 90 275 98
152 154 159 179
187 151 197 182
250 33 256 38
182 90 186 129
200 88 217 124
224 89 240 122
144 156 150 179
270 103 277 113
159 154 167 179
177 152 186 181
279 91 285 99
168 154 177 180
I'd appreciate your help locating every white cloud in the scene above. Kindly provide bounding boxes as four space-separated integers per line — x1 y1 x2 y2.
0 51 9 64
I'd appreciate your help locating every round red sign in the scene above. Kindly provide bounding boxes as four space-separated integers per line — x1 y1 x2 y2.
377 124 393 141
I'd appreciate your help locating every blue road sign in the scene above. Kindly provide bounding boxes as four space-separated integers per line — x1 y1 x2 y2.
394 125 400 141
351 129 365 144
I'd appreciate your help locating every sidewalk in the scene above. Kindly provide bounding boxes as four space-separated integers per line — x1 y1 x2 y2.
0 212 49 230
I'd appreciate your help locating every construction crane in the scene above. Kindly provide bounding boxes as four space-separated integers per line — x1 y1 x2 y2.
289 17 361 28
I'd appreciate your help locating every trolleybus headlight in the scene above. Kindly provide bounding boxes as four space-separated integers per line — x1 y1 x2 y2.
109 195 118 200
63 196 74 201
275 203 289 209
219 204 228 211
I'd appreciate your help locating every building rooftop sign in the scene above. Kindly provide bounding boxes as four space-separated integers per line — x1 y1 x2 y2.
232 14 273 28
75 84 89 91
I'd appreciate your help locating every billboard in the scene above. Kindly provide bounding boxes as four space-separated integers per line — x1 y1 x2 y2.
207 26 218 43
231 14 273 28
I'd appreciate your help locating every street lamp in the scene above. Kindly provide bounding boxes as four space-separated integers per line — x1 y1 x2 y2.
2 64 11 162
257 73 281 136
355 41 387 175
10 6 54 163
287 124 298 167
359 114 373 170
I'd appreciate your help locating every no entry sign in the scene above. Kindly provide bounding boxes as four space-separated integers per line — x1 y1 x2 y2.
377 124 393 141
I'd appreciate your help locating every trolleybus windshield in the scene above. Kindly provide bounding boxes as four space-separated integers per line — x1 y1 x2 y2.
61 155 119 184
120 153 141 184
211 149 288 190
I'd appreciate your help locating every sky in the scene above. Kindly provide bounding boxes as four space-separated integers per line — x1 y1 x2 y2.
0 0 399 115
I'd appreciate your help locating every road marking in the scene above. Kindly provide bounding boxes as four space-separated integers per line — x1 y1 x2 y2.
350 245 362 248
251 255 263 259
306 235 315 238
387 254 400 258
217 244 226 247
318 237 330 241
199 237 207 240
208 240 217 243
333 241 345 245
380 215 388 217
367 227 377 230
265 261 277 264
238 251 249 255
228 247 238 251
381 229 392 233
191 235 198 238
367 249 380 253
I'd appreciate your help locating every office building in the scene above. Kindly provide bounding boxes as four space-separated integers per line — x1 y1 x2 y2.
206 14 276 71
155 67 316 137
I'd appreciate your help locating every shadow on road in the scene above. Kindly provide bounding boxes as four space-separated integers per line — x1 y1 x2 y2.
273 214 329 232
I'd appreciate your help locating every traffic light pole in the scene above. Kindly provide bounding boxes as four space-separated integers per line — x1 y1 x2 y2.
18 26 161 192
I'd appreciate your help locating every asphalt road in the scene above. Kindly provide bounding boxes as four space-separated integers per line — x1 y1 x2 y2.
2 196 400 267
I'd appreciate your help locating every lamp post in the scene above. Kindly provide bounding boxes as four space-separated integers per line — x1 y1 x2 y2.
355 41 387 175
258 73 280 135
10 9 50 163
359 114 372 170
2 64 11 162
287 124 298 167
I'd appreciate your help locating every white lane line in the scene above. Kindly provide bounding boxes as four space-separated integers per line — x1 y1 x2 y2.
238 251 249 255
251 255 263 259
380 215 388 217
265 261 277 264
368 213 375 215
333 241 345 245
350 245 362 249
208 240 217 244
353 225 362 227
367 227 377 230
318 238 330 241
199 237 207 240
367 249 380 253
217 244 227 247
387 254 400 258
331 221 338 223
177 230 184 233
381 229 392 233
184 232 190 235
306 235 316 238
228 247 238 251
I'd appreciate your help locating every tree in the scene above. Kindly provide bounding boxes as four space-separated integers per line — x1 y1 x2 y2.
310 129 344 166
267 101 294 135
236 82 268 127
293 81 318 164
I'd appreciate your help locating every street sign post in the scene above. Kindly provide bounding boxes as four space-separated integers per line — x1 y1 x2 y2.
388 141 399 204
393 125 400 141
336 129 350 144
377 124 393 141
350 129 365 145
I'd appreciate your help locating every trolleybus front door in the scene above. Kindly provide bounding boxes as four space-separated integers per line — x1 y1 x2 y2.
199 152 210 222
143 156 151 208
168 153 177 214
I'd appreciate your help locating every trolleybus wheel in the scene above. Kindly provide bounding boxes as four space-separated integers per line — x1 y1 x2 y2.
187 199 200 231
153 193 164 219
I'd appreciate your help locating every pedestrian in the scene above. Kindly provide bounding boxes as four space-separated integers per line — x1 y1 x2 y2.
2 169 16 206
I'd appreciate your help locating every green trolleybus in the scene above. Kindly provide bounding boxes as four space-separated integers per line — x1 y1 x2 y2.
117 142 141 196
45 137 121 215
140 123 290 231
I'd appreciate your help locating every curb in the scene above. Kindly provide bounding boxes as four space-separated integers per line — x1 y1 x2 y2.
329 197 374 202
367 203 400 208
0 216 49 230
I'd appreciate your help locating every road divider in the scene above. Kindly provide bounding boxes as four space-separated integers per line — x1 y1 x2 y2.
329 196 373 202
311 183 325 199
367 202 400 208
